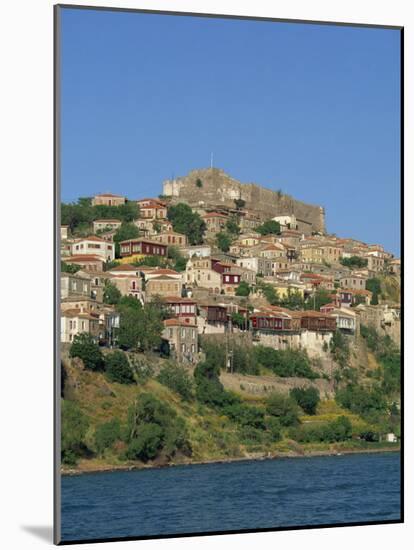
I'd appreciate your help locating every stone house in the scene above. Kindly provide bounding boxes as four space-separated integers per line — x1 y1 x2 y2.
64 255 104 272
92 193 125 207
236 256 272 277
60 309 101 343
93 219 122 233
339 274 367 290
162 319 198 362
145 275 182 299
300 245 324 264
136 198 168 219
108 274 143 301
365 254 385 272
60 273 91 299
202 212 228 234
153 230 188 247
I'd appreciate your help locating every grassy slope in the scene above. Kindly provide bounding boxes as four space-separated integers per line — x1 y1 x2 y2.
62 347 398 473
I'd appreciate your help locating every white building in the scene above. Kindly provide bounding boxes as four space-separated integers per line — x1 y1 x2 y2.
71 236 115 262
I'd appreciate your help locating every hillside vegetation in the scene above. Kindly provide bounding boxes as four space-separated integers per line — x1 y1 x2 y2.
61 327 400 473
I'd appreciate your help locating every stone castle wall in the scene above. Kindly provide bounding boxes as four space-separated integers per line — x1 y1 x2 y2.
163 168 325 234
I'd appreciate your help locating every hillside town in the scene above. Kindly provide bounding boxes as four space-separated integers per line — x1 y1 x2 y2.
60 168 401 364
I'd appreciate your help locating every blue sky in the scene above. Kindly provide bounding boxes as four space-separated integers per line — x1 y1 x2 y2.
60 8 401 255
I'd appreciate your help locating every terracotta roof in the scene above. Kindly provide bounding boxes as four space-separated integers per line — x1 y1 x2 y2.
95 193 124 198
300 310 334 319
350 289 373 296
93 218 121 223
65 255 103 262
108 264 138 272
147 275 179 281
119 238 167 246
147 268 180 275
73 235 107 243
203 212 228 218
163 296 196 303
164 318 196 327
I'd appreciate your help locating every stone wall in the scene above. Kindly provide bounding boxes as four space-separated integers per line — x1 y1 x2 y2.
163 168 325 234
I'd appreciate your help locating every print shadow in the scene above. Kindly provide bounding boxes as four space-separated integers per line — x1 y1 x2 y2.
21 525 53 543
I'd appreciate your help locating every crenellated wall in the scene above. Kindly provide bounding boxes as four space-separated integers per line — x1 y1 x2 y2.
163 168 325 234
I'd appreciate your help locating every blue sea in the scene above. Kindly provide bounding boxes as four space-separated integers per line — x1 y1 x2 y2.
60 452 401 542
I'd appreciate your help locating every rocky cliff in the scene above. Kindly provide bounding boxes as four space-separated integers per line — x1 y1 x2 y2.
163 168 325 234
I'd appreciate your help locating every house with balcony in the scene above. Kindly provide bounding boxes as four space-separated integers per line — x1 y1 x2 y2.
119 238 167 260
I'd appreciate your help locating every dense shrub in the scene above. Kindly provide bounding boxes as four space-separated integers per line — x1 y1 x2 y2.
201 339 259 375
103 281 122 305
266 393 300 427
94 419 122 455
235 281 250 297
61 400 89 465
126 393 191 462
222 403 266 430
266 417 282 442
340 256 368 269
125 424 163 461
105 351 135 384
157 363 194 401
330 330 350 367
290 387 320 415
254 346 317 379
69 333 104 371
335 383 387 419
289 415 352 443
360 325 400 396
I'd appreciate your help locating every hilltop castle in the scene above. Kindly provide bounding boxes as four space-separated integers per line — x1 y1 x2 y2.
162 168 325 235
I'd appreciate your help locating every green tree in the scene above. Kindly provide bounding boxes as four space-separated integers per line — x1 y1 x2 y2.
266 392 300 427
126 393 191 460
280 289 304 310
290 387 320 415
69 333 104 371
256 220 281 236
231 312 246 329
61 261 81 274
105 350 135 384
304 288 332 310
195 178 203 188
225 217 240 236
340 256 368 269
94 419 121 455
61 400 89 464
234 198 246 209
167 203 206 245
235 281 250 296
168 245 187 272
125 424 163 461
366 277 381 305
117 300 163 352
216 232 232 252
330 330 350 367
103 280 122 305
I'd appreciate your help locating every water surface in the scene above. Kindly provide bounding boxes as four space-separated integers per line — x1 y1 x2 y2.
61 452 401 542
